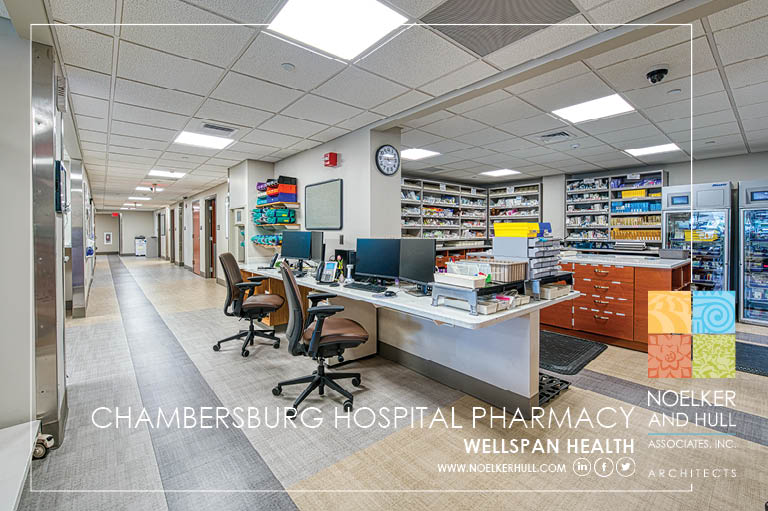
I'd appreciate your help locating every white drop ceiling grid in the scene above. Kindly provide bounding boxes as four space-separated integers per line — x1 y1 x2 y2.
44 0 766 207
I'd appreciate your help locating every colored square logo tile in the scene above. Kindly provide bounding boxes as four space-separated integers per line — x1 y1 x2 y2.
692 334 735 378
648 334 692 378
692 291 735 334
648 291 691 334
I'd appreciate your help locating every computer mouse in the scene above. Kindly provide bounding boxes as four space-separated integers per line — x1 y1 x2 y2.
329 282 340 287
384 290 396 297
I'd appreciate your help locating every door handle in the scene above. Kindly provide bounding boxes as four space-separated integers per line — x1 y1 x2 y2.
594 285 608 289
594 315 609 320
594 269 609 275
594 299 608 305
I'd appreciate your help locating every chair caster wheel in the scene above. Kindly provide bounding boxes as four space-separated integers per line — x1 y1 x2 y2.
343 400 353 412
351 377 361 387
241 350 249 358
32 443 48 460
286 408 297 420
212 345 220 352
272 341 280 349
272 386 282 396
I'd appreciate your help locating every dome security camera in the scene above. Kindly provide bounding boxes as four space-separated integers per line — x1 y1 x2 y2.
646 67 669 84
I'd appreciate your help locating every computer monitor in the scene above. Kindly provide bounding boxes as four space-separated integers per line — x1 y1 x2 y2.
281 231 312 260
399 239 436 286
355 238 400 280
310 231 325 262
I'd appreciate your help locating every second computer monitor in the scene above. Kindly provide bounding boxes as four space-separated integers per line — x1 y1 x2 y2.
281 231 312 260
399 238 436 285
355 238 400 280
310 231 324 262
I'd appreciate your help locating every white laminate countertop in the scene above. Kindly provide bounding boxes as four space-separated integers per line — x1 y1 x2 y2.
560 254 689 269
240 264 579 330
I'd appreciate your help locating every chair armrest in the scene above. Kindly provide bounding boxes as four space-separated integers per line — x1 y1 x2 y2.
235 281 260 300
247 276 267 284
308 292 337 306
305 305 345 357
307 305 344 318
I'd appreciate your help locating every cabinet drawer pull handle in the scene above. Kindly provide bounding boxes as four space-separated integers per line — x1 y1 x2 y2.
594 315 609 320
594 285 608 289
594 269 609 274
594 300 608 305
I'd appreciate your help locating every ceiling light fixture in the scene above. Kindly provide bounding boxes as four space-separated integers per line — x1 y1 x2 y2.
128 196 151 201
552 94 635 124
667 88 682 95
401 148 440 160
123 203 141 207
136 186 164 192
625 143 681 157
281 62 296 72
268 0 407 60
480 169 520 177
148 169 185 179
174 131 233 150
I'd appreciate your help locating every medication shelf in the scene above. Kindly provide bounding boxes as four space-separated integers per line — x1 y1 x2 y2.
487 182 541 238
563 170 666 252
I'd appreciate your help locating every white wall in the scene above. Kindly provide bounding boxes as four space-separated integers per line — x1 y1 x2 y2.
0 17 34 429
94 213 119 253
119 210 154 256
542 174 566 239
665 152 768 186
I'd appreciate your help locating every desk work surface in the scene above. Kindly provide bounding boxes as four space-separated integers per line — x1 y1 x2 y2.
240 264 579 330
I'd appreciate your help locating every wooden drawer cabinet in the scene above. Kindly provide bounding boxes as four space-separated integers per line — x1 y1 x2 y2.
575 294 632 314
574 305 634 340
575 277 634 299
540 299 573 329
573 263 634 283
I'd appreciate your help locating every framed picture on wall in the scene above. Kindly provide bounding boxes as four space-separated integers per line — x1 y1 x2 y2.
104 232 112 245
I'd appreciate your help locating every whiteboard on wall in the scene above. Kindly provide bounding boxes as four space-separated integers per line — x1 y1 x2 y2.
305 179 343 230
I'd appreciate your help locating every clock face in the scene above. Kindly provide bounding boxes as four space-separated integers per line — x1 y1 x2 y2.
375 145 400 176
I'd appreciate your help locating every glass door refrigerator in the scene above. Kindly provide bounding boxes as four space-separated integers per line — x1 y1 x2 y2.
663 182 732 291
739 179 768 325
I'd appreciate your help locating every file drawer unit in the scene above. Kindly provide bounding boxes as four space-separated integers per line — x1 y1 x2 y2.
540 255 691 351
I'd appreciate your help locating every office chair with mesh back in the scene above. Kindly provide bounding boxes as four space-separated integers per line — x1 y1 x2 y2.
214 253 284 357
272 260 368 418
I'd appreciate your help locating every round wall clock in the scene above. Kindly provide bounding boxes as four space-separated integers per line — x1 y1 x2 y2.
375 145 400 176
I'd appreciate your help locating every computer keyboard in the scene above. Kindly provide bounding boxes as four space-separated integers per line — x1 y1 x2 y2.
344 282 387 293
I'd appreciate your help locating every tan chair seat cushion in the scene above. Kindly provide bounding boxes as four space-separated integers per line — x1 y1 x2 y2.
243 293 284 311
302 317 369 344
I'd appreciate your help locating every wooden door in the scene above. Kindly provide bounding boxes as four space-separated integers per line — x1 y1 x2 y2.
192 201 200 275
210 198 216 278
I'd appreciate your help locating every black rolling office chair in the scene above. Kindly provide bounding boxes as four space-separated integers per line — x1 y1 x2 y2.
213 253 284 357
272 260 369 417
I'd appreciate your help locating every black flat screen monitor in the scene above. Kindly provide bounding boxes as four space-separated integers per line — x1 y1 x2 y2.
399 239 436 285
310 231 325 262
281 231 312 260
355 238 400 280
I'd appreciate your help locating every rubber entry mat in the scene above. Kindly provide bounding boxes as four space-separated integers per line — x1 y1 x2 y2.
736 341 768 377
538 373 570 406
539 330 607 375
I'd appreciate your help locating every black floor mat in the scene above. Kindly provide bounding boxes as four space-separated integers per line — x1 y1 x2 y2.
736 342 768 377
540 330 607 375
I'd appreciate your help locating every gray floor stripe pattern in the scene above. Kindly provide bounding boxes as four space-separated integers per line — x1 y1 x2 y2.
108 256 298 511
542 368 768 447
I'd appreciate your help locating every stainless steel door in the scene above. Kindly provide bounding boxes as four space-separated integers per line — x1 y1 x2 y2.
741 208 768 324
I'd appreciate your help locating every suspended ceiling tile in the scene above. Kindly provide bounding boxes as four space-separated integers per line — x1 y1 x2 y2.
669 121 741 143
289 139 322 152
121 0 253 66
117 41 224 95
423 138 472 154
258 115 327 138
211 71 303 112
623 70 724 110
546 135 605 152
184 0 282 23
207 157 241 167
76 115 108 132
596 124 665 144
439 159 478 170
485 15 596 69
108 152 157 165
160 151 209 164
241 129 301 148
112 103 188 130
384 0 445 18
587 0 677 26
715 16 768 66
724 55 768 91
732 81 768 107
642 92 730 123
578 112 647 135
372 90 433 117
65 66 111 100
738 101 768 121
504 62 591 95
79 130 108 144
80 141 107 152
336 111 384 131
109 145 163 159
497 114 567 137
612 134 674 151
108 134 169 151
463 96 540 125
234 32 346 91
70 94 109 119
314 67 409 110
311 126 350 143
419 60 498 96
520 72 615 112
402 109 454 128
113 78 202 117
154 159 198 170
523 168 565 176
281 94 362 125
446 89 511 115
50 0 115 35
401 129 445 147
55 26 113 74
453 127 514 146
111 120 177 141
419 115 486 138
708 0 768 32
195 99 273 128
525 151 574 164
482 137 538 152
358 26 474 88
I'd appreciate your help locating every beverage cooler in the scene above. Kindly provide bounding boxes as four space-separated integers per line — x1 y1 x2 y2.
662 182 732 291
739 179 768 325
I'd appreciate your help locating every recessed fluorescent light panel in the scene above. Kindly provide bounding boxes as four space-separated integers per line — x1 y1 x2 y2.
401 148 440 160
625 143 681 157
136 186 164 192
174 131 233 150
148 170 185 179
552 94 635 123
123 203 140 207
481 169 520 177
268 0 408 60
128 196 151 201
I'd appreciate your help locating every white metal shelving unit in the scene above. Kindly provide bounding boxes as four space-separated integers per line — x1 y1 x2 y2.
487 182 541 238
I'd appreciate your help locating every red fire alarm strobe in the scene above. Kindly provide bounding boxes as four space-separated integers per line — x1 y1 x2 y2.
324 152 338 167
